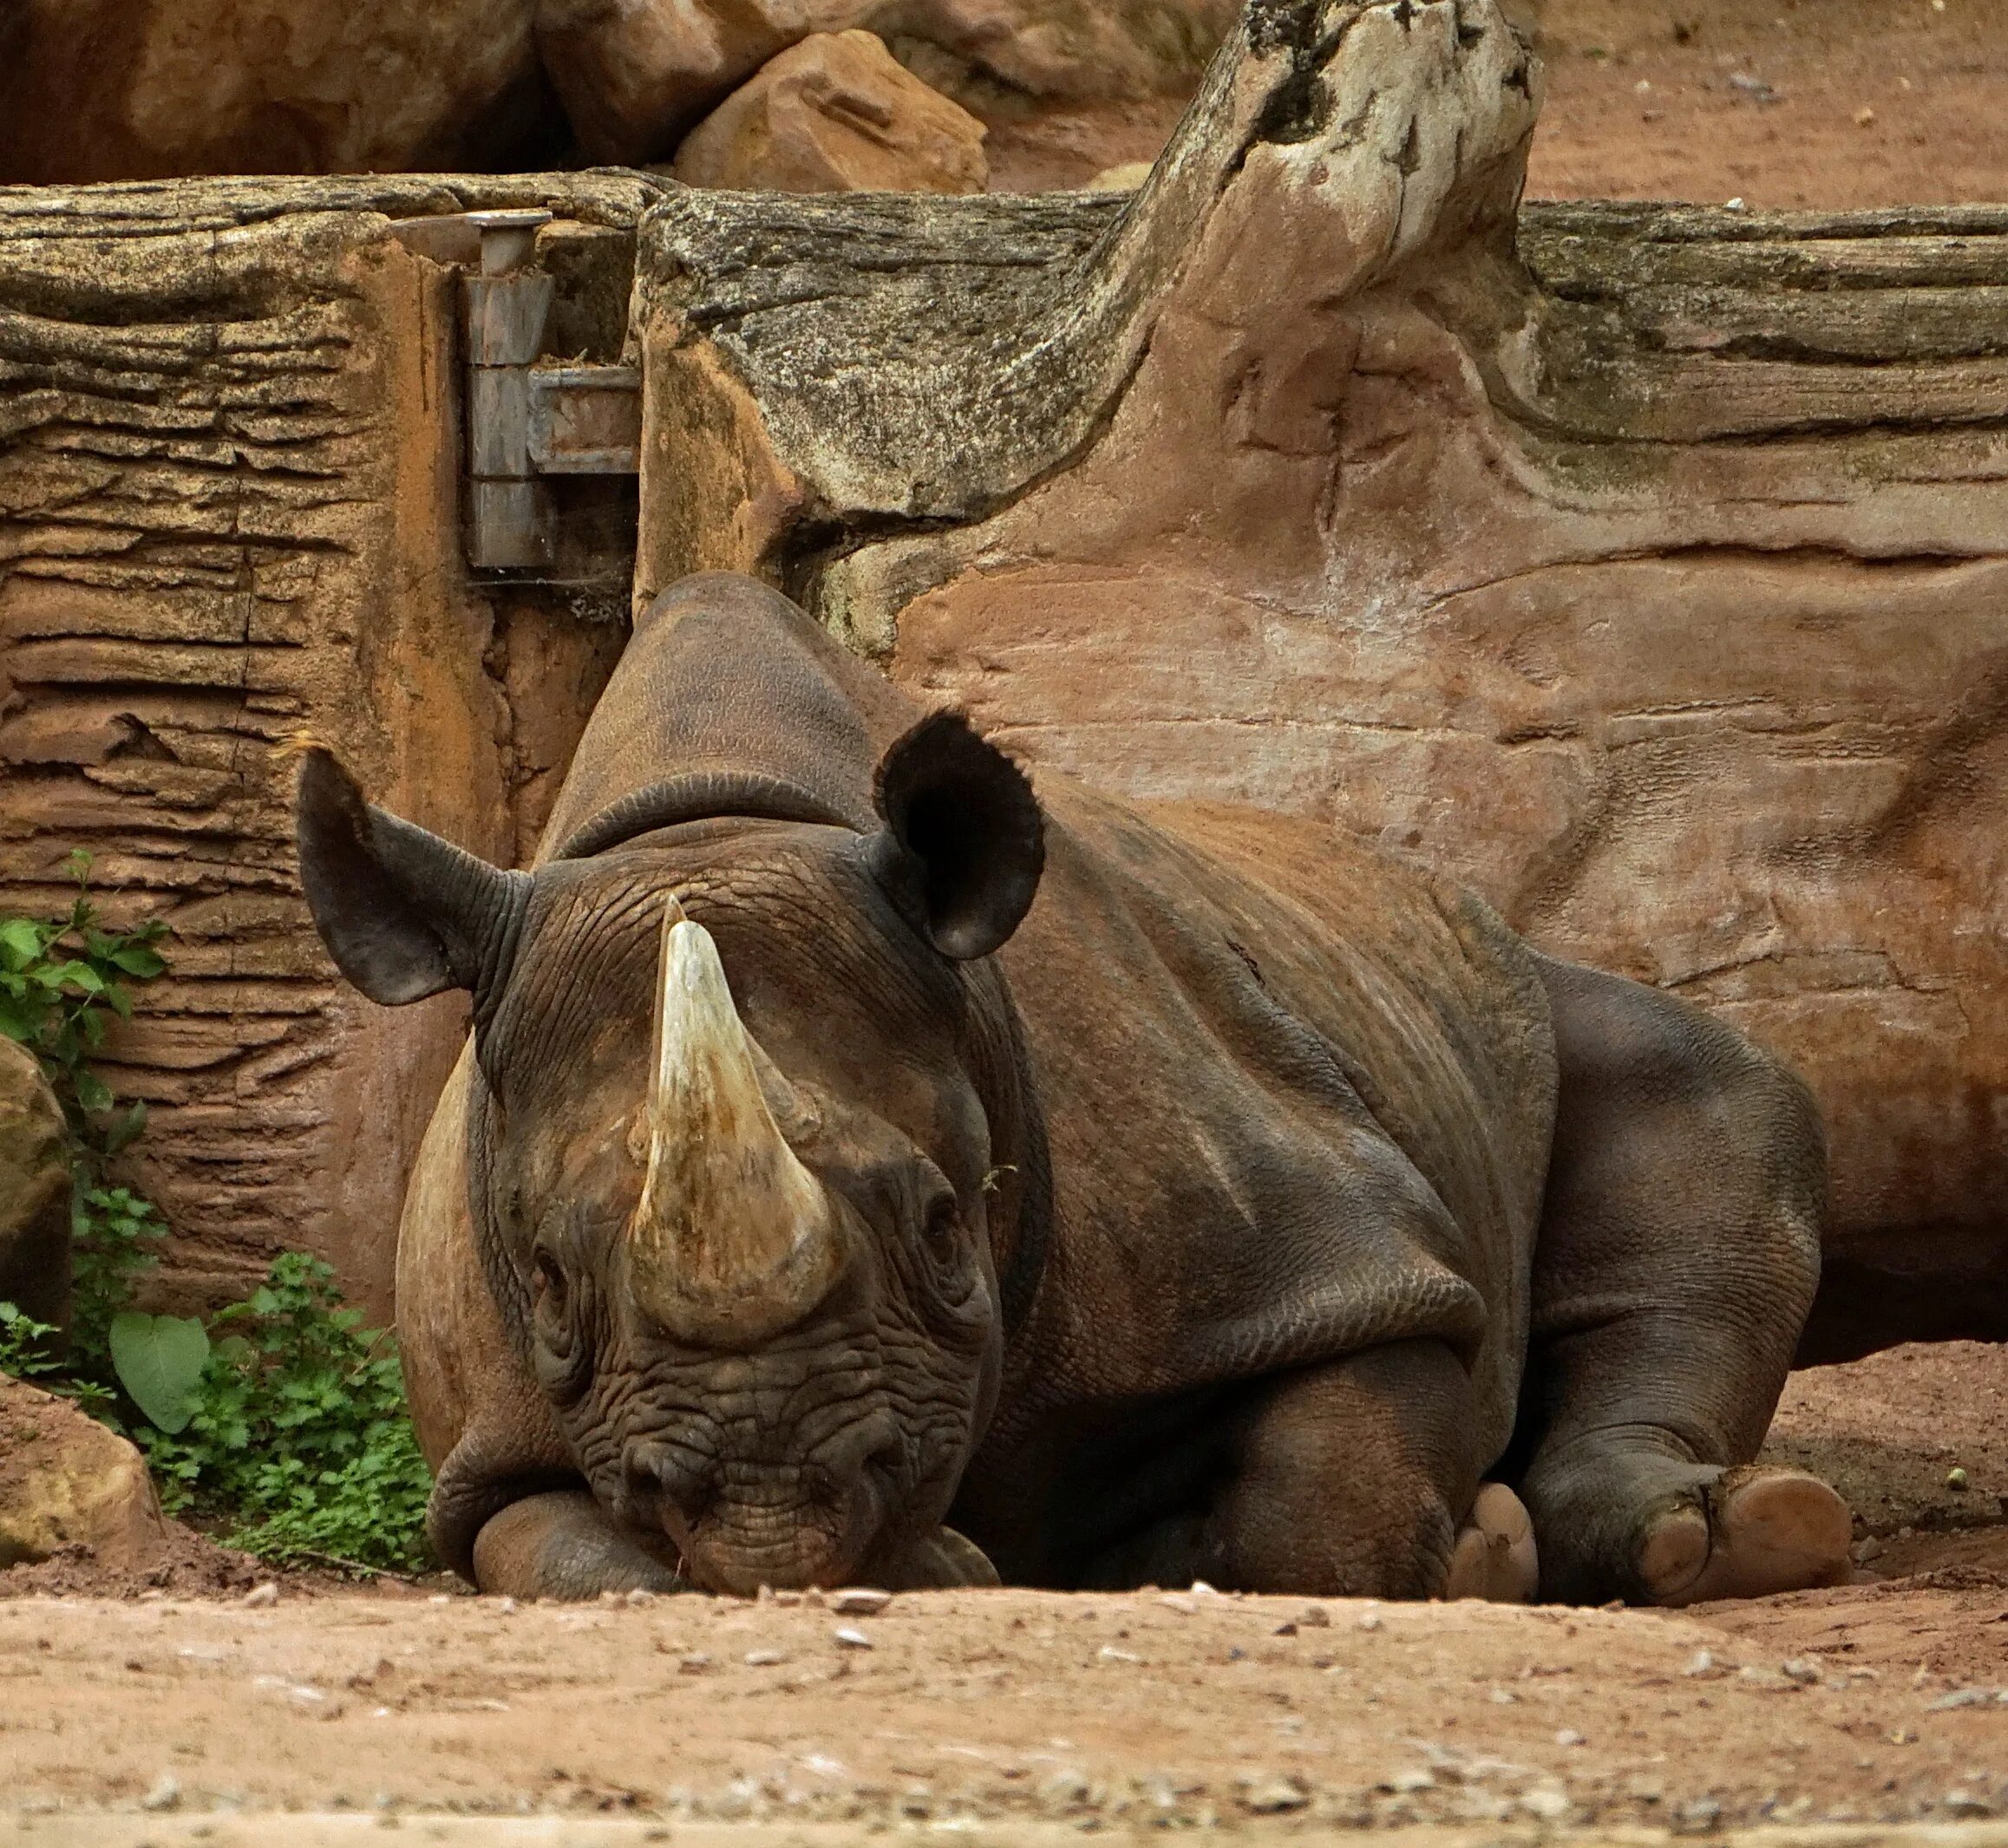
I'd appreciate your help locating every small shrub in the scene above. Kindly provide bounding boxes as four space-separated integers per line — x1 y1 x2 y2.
135 1253 433 1573
0 848 165 1157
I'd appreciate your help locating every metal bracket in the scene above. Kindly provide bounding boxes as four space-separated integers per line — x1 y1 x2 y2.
461 210 641 571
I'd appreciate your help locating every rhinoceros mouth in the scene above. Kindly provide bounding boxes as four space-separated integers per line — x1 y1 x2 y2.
616 1408 907 1595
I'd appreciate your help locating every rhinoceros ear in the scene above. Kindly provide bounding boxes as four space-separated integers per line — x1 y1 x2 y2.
294 746 528 1007
868 710 1044 961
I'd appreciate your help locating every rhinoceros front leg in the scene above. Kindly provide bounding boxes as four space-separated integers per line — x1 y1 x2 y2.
471 1491 688 1599
1080 1338 1528 1600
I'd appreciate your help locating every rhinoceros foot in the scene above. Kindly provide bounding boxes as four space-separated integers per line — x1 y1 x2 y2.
471 1490 689 1600
1442 1482 1538 1603
1636 1465 1853 1607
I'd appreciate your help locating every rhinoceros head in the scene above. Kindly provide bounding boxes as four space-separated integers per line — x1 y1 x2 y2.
292 710 1045 1592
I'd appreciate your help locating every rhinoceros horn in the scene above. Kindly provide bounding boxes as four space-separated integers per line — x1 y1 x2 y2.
627 904 846 1347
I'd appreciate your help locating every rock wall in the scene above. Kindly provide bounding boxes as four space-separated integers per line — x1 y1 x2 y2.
632 0 2008 1361
0 174 648 1317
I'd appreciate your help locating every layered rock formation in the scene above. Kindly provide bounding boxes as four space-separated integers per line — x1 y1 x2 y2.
0 174 651 1316
632 0 2008 1361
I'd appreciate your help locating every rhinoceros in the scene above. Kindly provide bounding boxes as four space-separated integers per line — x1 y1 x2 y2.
295 572 1852 1604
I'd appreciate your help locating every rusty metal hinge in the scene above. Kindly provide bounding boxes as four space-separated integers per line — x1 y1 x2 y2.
462 210 640 571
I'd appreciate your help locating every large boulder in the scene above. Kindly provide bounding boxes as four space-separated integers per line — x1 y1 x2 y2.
673 31 988 194
0 0 559 183
0 1375 171 1570
0 1039 69 1338
538 0 1227 167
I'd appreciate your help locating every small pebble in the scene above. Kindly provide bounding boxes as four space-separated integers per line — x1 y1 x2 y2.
1681 1649 1717 1678
831 1588 892 1616
1854 105 1876 126
625 1588 657 1606
1675 1796 1723 1833
1239 1773 1310 1814
1555 1727 1586 1747
1357 1611 1383 1632
1944 1790 1995 1818
428 1593 452 1606
1097 1644 1141 1663
1946 1467 1969 1491
833 1628 873 1650
1298 1604 1331 1628
139 1775 181 1812
1521 1786 1571 1822
494 1597 519 1615
1782 1658 1819 1685
744 1649 786 1667
1037 1768 1092 1812
677 1653 711 1675
242 1583 278 1608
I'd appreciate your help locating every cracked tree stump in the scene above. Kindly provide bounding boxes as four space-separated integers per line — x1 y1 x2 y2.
635 0 2008 1362
0 173 653 1316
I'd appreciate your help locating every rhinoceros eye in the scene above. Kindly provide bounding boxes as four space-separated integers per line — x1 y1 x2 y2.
529 1240 594 1404
533 1247 569 1316
921 1187 958 1256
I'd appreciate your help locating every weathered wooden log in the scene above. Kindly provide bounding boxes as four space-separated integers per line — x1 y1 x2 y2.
0 173 654 1315
633 0 2008 1362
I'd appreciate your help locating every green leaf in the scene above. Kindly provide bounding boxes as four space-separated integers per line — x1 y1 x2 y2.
109 1312 211 1433
103 1100 149 1154
73 1068 113 1113
0 917 45 970
109 945 167 978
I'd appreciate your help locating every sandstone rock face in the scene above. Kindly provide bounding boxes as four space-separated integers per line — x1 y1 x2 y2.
0 1375 170 1570
0 1040 70 1336
634 0 2008 1362
0 0 559 184
674 32 987 194
0 175 651 1319
854 0 1236 106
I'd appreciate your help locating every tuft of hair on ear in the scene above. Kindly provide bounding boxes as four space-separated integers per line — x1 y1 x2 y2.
269 728 333 765
873 709 1044 961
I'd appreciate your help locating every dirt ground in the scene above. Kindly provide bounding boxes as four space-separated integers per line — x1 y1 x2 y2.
3 1341 2005 1825
984 0 2008 200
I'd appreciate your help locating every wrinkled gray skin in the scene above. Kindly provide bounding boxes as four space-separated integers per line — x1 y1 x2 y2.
296 573 1830 1603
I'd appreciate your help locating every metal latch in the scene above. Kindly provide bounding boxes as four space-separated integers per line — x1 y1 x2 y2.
462 210 641 571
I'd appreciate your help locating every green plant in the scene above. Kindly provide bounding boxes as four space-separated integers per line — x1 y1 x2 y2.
0 849 165 1159
0 1302 62 1381
0 859 433 1574
136 1253 432 1572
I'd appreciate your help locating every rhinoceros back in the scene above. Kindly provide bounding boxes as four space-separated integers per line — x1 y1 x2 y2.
996 785 1557 1470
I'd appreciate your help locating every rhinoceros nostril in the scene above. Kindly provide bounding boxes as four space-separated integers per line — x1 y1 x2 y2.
623 1440 715 1535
